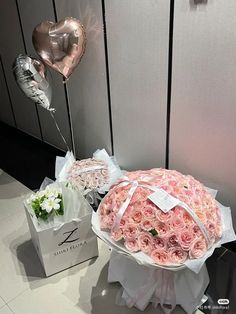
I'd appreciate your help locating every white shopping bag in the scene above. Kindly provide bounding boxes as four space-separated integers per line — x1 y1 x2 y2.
24 186 98 277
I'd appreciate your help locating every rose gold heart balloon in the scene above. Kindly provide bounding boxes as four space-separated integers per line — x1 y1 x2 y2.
32 17 86 79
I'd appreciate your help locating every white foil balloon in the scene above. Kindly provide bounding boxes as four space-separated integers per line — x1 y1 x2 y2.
12 54 53 111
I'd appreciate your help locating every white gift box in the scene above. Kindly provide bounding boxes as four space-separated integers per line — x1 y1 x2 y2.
25 191 98 277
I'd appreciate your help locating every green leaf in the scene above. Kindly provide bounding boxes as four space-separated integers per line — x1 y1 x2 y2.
31 193 65 221
149 229 158 236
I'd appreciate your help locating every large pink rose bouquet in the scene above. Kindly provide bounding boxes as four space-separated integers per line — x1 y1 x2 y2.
99 169 222 266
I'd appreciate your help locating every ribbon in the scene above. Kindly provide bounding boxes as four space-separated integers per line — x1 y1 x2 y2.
50 111 70 151
74 165 107 176
86 190 103 207
111 177 211 247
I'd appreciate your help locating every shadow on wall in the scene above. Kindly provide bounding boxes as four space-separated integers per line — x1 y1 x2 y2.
189 0 208 6
57 0 103 42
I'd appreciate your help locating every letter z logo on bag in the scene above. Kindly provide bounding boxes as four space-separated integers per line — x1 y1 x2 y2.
58 227 80 246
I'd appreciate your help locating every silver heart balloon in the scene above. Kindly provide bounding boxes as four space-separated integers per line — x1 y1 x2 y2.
12 54 53 111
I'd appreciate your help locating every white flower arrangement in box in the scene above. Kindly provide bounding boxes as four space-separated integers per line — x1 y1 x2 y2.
26 185 64 221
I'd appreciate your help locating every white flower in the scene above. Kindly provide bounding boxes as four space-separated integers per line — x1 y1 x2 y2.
53 198 61 210
41 197 61 213
26 194 36 204
37 190 46 198
45 186 61 199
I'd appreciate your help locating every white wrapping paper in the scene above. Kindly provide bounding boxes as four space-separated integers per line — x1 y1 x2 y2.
55 151 75 183
108 250 209 314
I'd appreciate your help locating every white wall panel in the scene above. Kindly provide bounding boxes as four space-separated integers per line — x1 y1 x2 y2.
105 0 169 170
170 0 236 226
0 0 41 138
55 0 112 158
0 57 15 127
18 0 72 151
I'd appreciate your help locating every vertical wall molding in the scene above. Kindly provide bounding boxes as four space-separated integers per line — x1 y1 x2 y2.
52 0 75 153
0 55 17 127
165 0 175 169
15 0 43 140
101 0 114 155
63 81 75 154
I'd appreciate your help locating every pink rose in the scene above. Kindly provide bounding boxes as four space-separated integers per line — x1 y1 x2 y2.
169 216 185 231
116 190 127 202
155 209 173 222
130 190 142 204
133 200 144 211
182 212 193 225
195 210 207 224
111 228 123 241
168 180 177 187
207 222 217 241
124 238 139 252
99 204 111 216
123 223 139 239
151 249 169 265
141 205 156 219
189 237 207 259
137 232 153 253
166 234 179 248
141 219 154 231
161 185 172 194
184 190 193 197
172 206 184 217
119 218 127 229
154 221 170 237
168 247 188 264
100 217 108 229
191 224 202 238
178 230 195 250
100 213 116 229
139 187 151 199
153 236 166 250
130 210 142 224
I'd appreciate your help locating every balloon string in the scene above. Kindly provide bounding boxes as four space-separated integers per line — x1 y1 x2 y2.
50 111 70 152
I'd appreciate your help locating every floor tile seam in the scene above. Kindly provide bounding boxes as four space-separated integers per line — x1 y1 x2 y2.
0 296 6 309
4 287 31 306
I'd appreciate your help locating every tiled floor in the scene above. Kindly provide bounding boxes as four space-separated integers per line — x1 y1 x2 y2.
0 170 204 314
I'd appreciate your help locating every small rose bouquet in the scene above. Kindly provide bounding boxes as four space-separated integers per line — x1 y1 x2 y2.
92 168 236 272
26 185 64 221
67 158 109 191
55 149 123 208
